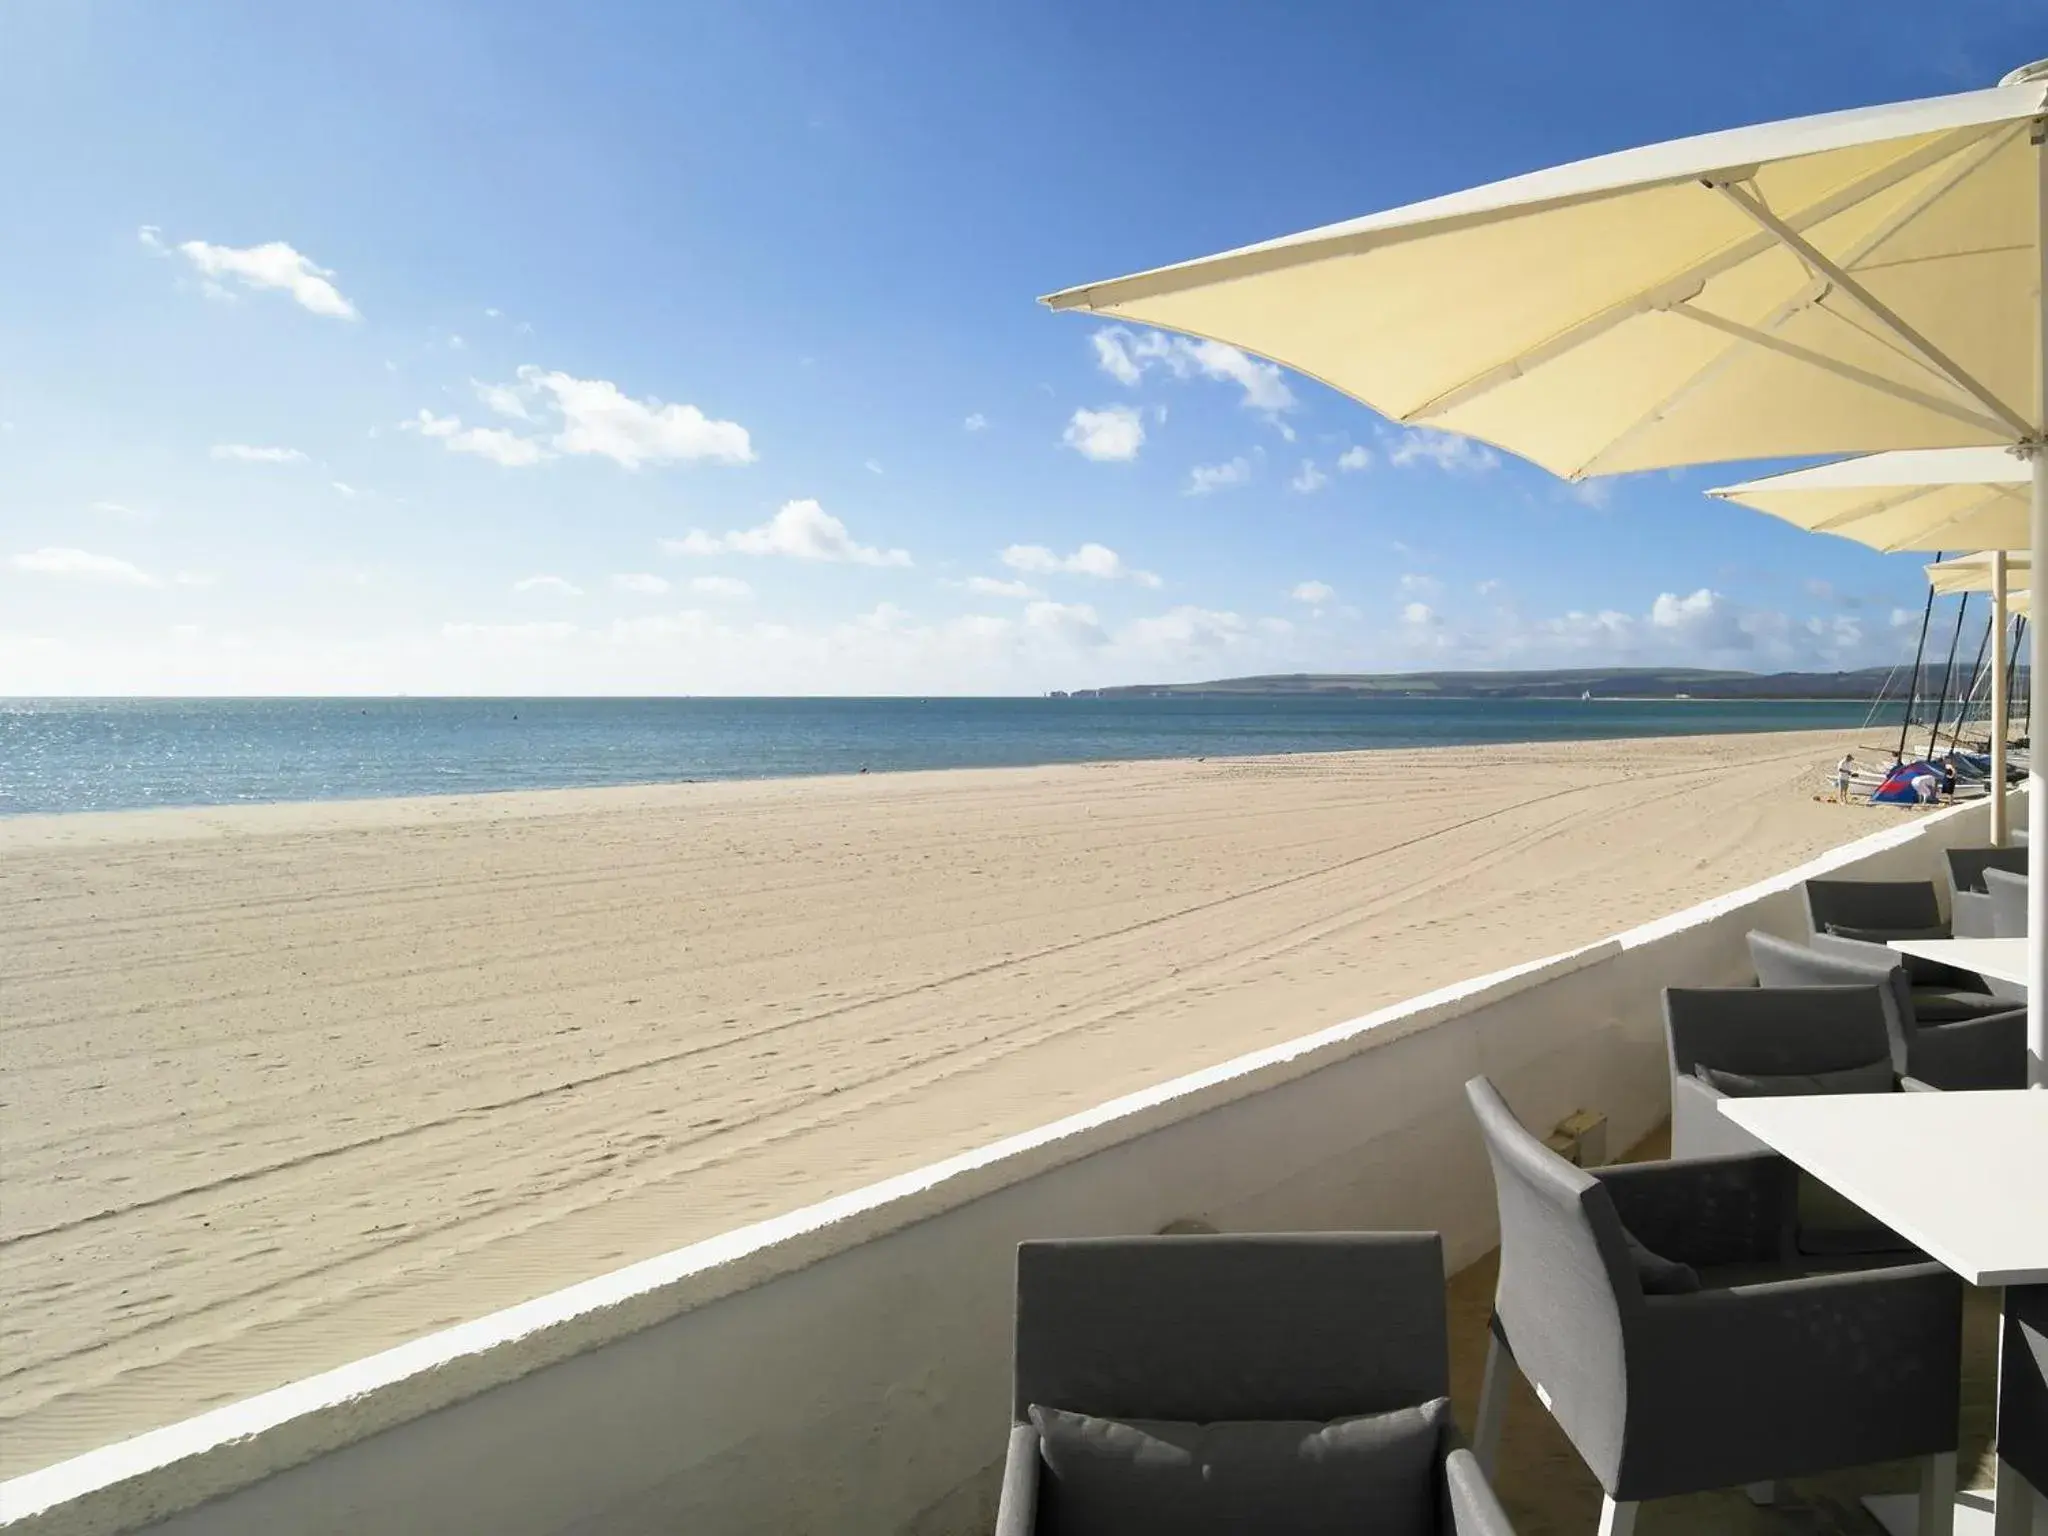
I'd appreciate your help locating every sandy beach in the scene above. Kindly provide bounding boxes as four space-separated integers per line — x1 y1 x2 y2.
0 727 1908 1475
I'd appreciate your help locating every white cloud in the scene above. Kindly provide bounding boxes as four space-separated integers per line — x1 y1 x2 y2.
1063 404 1145 462
475 379 535 421
1121 605 1248 652
1290 580 1335 605
484 307 502 319
963 413 988 432
1565 479 1614 509
90 500 155 521
688 575 754 600
1387 428 1497 474
496 367 756 468
663 499 911 566
1476 579 1503 597
1001 542 1160 587
1337 445 1372 472
1186 456 1252 495
512 575 584 596
612 573 672 595
1401 601 1439 627
1803 578 1838 602
331 481 357 497
1399 573 1443 598
11 547 161 586
158 234 358 319
403 409 553 467
864 459 884 475
211 444 307 464
1090 327 1295 418
1024 600 1109 646
1290 460 1329 493
963 575 1042 599
1091 330 1145 387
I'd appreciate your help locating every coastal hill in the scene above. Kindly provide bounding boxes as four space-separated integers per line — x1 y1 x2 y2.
1070 666 1983 702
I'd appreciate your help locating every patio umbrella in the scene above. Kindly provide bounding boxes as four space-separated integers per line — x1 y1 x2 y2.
1710 448 2028 842
1927 549 2032 600
1709 446 2028 551
1043 62 2048 1082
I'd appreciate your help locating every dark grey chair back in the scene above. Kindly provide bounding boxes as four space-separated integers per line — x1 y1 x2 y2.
1012 1233 1447 1425
1464 1077 1631 1481
1742 931 1914 1074
1801 878 1943 937
1946 845 2027 895
1985 866 2028 937
1665 979 1897 1080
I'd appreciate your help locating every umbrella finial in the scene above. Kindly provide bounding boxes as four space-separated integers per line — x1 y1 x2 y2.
1998 58 2048 86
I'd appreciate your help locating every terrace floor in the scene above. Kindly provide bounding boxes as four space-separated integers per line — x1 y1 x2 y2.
1444 1125 2003 1536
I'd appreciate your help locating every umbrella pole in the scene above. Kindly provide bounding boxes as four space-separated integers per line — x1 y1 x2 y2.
1991 551 2008 846
2031 438 2046 1087
2032 127 2048 1090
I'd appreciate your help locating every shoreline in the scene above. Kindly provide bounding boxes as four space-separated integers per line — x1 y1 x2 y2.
1 727 1899 1475
0 718 1917 839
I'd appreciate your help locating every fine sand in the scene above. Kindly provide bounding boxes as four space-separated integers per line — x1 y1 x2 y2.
1 727 1908 1475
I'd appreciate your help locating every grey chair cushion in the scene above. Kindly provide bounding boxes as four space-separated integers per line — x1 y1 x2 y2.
1697 1059 1895 1097
1620 1228 1701 1294
1796 1178 1913 1256
1912 987 2012 1023
1825 922 1947 944
1029 1397 1448 1536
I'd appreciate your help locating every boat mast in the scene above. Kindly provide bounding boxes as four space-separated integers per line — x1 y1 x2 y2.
1896 560 1940 761
1924 590 1970 761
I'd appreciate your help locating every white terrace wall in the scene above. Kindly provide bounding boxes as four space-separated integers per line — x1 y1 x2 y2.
2 798 2000 1536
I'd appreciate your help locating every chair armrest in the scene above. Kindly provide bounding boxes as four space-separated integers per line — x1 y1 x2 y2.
1951 890 1995 938
1590 1151 1796 1268
1910 1008 2028 1090
1900 1075 1943 1092
1637 1264 1962 1468
994 1424 1041 1536
1444 1446 1518 1536
1671 1074 1778 1160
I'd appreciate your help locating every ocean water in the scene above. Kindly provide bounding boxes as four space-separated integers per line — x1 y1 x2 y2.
0 695 1910 816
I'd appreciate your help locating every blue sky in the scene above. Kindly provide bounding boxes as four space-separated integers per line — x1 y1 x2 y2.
1 1 2040 695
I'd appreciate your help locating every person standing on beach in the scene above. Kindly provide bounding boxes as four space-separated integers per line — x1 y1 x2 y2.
1835 753 1855 803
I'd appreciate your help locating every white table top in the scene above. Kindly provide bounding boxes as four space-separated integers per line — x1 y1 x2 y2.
1889 935 2029 987
1719 1090 2048 1286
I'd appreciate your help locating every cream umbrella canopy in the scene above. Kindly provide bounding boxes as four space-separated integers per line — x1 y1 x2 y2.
1928 549 2033 600
1710 446 2030 844
1044 62 2048 1086
1708 445 2029 551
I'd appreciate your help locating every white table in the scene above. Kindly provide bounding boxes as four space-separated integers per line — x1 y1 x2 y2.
1890 936 2031 989
1720 1092 2048 1535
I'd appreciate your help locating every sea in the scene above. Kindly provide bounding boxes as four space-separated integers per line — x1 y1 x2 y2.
0 695 1916 817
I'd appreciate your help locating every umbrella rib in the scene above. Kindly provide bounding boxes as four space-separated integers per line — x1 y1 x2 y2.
1668 304 2014 434
1574 131 2023 477
1712 179 2033 438
1806 485 1948 530
1401 126 2002 425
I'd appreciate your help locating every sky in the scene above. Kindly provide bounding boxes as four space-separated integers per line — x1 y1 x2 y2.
1 1 2042 696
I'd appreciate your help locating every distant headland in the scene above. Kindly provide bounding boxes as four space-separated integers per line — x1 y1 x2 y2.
1049 666 1983 702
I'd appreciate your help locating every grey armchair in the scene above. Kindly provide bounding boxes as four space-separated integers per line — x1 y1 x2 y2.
997 1232 1517 1535
1802 877 1946 937
1663 980 1917 1256
1945 846 2027 938
1985 866 2028 938
1466 1075 1963 1536
1995 1285 2048 1529
1745 931 2026 1090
